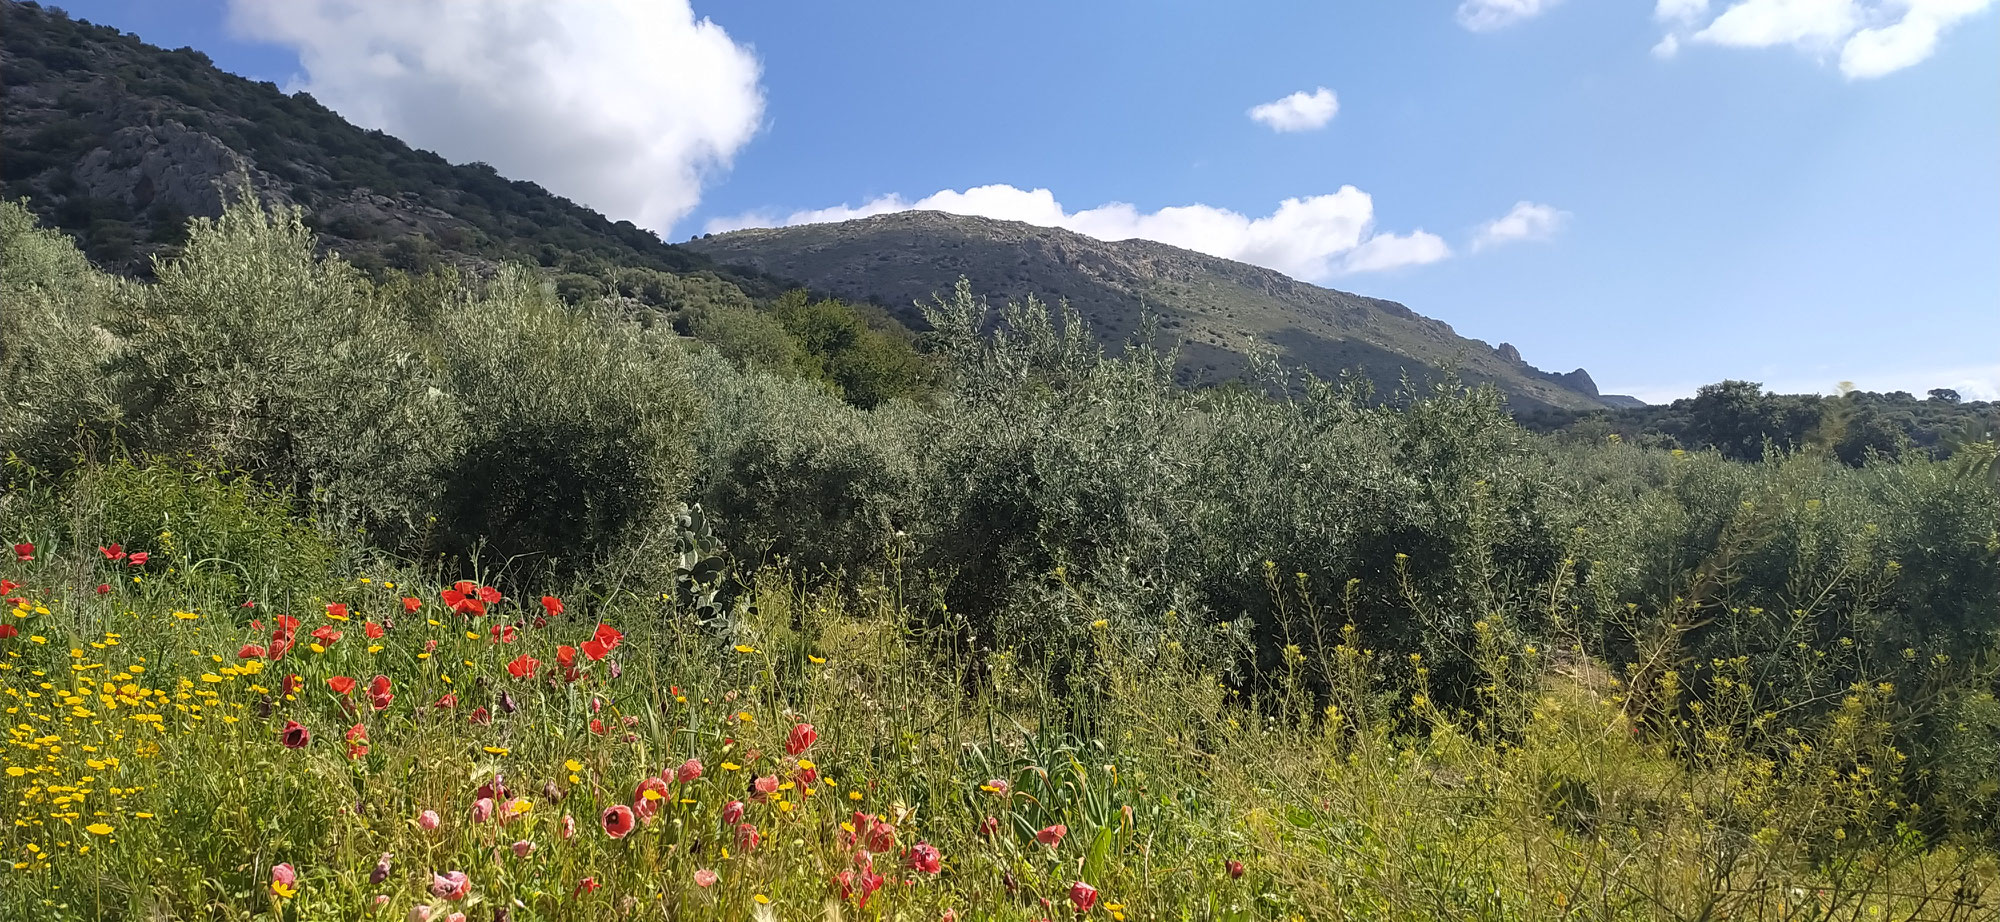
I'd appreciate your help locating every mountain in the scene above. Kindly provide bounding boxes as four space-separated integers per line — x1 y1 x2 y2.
3 0 1614 412
0 0 776 304
687 212 1616 411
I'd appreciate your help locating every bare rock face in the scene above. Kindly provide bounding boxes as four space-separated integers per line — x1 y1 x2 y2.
72 121 289 217
1496 342 1524 364
1555 368 1600 398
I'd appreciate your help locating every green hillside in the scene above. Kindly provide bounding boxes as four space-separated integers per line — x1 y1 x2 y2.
688 211 1618 412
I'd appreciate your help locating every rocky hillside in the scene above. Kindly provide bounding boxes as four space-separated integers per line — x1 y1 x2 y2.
689 212 1620 411
0 0 775 304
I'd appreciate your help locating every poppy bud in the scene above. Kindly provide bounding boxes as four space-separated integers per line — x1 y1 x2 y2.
498 691 517 714
471 798 495 824
1227 859 1245 879
371 853 393 884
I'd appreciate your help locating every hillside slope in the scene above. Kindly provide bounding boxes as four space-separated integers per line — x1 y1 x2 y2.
0 0 775 303
689 211 1614 411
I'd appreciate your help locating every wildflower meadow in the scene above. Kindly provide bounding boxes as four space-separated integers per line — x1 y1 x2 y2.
3 198 1997 921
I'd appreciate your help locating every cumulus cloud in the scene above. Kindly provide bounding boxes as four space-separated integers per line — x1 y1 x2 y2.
1656 0 1713 22
1247 87 1339 133
1472 201 1569 251
1456 0 1564 31
1658 0 1996 78
227 0 764 235
707 184 1452 280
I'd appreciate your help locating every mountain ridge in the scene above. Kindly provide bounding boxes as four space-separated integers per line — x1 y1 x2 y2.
689 211 1621 411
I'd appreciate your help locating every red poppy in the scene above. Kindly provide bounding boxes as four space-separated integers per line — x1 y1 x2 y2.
1036 824 1068 847
735 822 762 852
580 620 616 656
0 625 17 640
309 625 342 646
557 645 576 668
435 692 458 710
906 841 942 874
328 675 357 696
326 603 348 619
540 595 564 617
588 718 606 735
401 596 421 614
600 804 636 838
345 723 369 759
0 579 17 595
95 583 110 595
12 543 34 561
786 722 817 756
490 624 517 644
1226 859 1245 879
280 720 311 749
506 654 540 679
364 621 384 639
633 777 671 820
724 801 745 825
978 815 1000 838
368 675 393 711
574 877 600 895
126 551 149 566
282 674 304 696
471 705 494 724
674 758 703 783
100 543 125 562
1069 882 1099 912
864 819 898 854
431 870 470 901
441 581 501 616
268 632 294 661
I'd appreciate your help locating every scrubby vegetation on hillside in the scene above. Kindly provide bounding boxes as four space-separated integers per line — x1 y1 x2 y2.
2 198 1997 920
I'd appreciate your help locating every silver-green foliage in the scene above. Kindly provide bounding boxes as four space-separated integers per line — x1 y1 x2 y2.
0 200 128 470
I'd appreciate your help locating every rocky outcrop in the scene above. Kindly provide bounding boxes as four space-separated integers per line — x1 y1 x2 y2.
72 121 289 218
1554 368 1599 398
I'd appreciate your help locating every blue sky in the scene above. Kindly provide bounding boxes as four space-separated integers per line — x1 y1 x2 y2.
54 0 2000 402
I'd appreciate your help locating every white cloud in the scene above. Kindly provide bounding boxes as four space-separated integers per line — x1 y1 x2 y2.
1669 0 1996 78
1694 0 1860 50
1247 87 1339 133
1472 201 1569 251
1652 33 1684 57
1656 0 1712 22
1456 0 1564 31
227 0 764 235
707 184 1453 280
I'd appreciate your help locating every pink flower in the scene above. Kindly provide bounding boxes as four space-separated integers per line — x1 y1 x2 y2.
982 778 1011 796
269 862 298 897
417 809 441 831
864 820 898 854
1069 881 1099 913
735 822 761 852
407 906 433 922
674 758 702 783
722 800 745 826
560 813 576 840
512 840 534 858
1036 823 1068 847
633 777 671 820
126 551 149 566
471 797 495 824
978 815 1000 838
907 841 943 874
499 797 530 825
445 914 465 922
694 868 719 888
753 774 779 796
430 870 470 901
